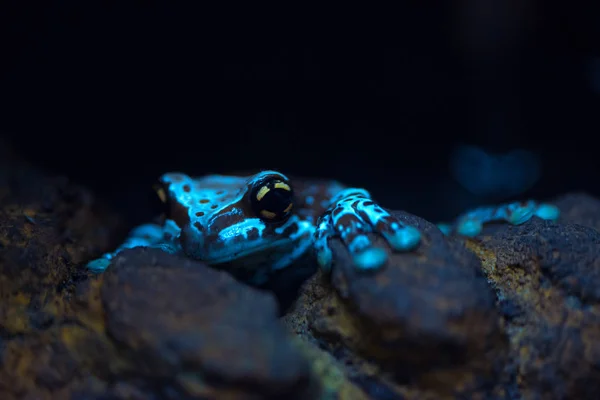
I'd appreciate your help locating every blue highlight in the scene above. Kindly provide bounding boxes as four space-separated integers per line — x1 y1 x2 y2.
87 170 423 277
442 200 561 237
437 223 452 235
507 206 534 225
384 225 421 251
354 248 388 271
85 166 562 279
535 204 560 221
450 144 541 198
86 258 111 273
457 219 483 237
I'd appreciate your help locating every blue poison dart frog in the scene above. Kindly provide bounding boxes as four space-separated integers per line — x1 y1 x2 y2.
437 200 560 237
86 170 423 284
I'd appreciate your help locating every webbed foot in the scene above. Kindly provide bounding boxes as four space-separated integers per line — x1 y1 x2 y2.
313 188 421 273
438 200 560 237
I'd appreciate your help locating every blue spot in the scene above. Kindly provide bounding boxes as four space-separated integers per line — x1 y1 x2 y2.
353 248 388 271
437 223 452 235
508 207 534 225
457 219 483 237
305 196 314 205
316 246 333 273
535 204 560 221
87 258 111 273
386 226 421 251
347 234 371 253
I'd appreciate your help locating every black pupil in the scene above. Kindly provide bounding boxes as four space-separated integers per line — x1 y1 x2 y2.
253 179 294 221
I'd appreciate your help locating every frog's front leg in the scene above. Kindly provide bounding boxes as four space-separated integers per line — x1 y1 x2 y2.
86 219 182 272
313 188 421 272
438 200 560 237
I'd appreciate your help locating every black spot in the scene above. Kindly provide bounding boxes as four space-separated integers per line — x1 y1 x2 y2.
281 223 299 236
182 184 191 192
247 227 260 240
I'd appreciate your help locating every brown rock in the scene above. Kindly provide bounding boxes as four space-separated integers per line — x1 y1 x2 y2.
553 192 600 231
99 247 316 399
473 217 600 399
0 145 318 399
0 146 122 399
301 211 508 398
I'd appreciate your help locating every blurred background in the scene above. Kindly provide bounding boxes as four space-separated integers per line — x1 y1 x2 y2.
0 2 598 227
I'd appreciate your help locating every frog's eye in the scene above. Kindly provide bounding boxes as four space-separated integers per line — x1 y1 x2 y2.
250 177 294 222
154 184 168 204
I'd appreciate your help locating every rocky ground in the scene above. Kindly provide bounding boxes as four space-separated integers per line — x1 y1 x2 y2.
1 143 599 400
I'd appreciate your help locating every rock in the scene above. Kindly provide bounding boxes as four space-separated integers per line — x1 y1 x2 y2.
285 211 508 399
5 134 600 399
553 192 600 231
0 144 121 399
97 247 316 399
290 336 371 400
472 217 600 399
0 143 320 399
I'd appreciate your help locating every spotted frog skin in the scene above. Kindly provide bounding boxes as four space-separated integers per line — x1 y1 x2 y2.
87 170 422 284
437 200 560 237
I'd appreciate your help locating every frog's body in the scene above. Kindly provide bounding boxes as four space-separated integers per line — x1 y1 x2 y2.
87 170 422 284
87 170 561 283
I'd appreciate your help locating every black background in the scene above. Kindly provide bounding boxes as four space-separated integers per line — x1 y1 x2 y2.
1 2 598 226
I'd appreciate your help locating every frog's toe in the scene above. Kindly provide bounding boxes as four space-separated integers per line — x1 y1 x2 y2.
353 247 388 271
345 232 393 272
456 219 483 237
86 257 111 273
507 206 535 225
534 204 560 221
315 245 333 273
381 224 421 251
437 223 453 235
315 215 386 272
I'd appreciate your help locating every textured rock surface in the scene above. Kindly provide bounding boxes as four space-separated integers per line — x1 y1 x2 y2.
3 141 600 399
0 145 121 398
470 216 600 400
100 248 314 399
283 212 509 399
0 144 344 399
283 196 600 399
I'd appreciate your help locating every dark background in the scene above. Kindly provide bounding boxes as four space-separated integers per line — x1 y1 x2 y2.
1 2 598 226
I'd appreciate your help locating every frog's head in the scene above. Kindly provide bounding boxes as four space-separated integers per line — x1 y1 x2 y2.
156 170 314 270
